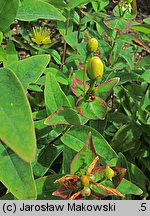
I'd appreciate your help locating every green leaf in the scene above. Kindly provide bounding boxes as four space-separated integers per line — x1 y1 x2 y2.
63 146 76 174
70 132 98 175
105 17 127 30
131 24 150 35
120 47 134 70
0 31 3 43
142 156 150 171
70 0 96 9
108 112 129 124
71 73 89 97
32 109 47 120
109 71 141 85
0 0 19 31
49 49 62 64
127 162 150 192
136 56 150 69
0 142 36 199
0 46 6 63
33 144 63 177
143 17 150 24
16 0 65 21
45 106 81 126
116 153 131 181
0 68 36 162
9 54 50 90
64 31 78 49
117 179 143 195
44 68 68 85
34 119 52 140
4 40 18 67
97 78 120 100
61 125 117 162
43 0 67 9
44 73 70 115
141 70 150 83
111 124 142 153
77 97 107 120
36 175 63 200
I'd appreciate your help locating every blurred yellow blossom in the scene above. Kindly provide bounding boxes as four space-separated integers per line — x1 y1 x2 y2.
30 26 51 45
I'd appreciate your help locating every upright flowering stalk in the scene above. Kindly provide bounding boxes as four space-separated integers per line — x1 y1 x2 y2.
53 132 126 200
71 38 120 120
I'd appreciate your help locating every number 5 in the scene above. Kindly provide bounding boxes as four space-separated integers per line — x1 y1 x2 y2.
141 203 146 211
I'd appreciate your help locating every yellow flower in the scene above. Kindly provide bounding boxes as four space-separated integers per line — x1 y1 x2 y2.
30 26 51 45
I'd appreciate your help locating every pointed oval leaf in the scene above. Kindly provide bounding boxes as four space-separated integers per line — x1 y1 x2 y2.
36 175 63 200
33 145 63 178
9 54 50 90
71 73 89 97
16 0 65 21
0 142 36 199
70 132 99 175
77 97 107 120
97 78 120 100
0 68 36 162
117 179 143 195
45 106 81 126
0 0 19 31
45 73 70 115
61 125 117 162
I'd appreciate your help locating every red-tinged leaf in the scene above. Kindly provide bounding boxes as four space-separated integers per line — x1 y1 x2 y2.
53 178 81 199
91 166 106 182
44 106 81 126
52 185 72 199
111 167 126 187
77 96 107 120
70 132 99 175
71 73 89 97
90 181 124 197
97 78 120 100
132 39 150 53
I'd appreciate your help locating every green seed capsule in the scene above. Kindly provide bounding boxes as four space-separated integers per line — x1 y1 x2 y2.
87 56 104 80
104 166 115 181
86 38 98 53
81 187 91 196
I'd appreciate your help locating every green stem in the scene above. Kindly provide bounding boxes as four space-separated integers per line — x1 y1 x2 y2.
77 9 82 44
83 53 90 94
85 79 95 99
107 30 119 66
61 0 71 70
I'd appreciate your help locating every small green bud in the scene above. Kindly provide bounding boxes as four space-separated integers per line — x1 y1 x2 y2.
89 174 95 181
81 187 91 197
86 38 98 53
87 56 104 80
104 166 115 181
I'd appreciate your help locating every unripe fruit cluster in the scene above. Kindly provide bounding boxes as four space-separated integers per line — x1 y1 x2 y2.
86 38 104 81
